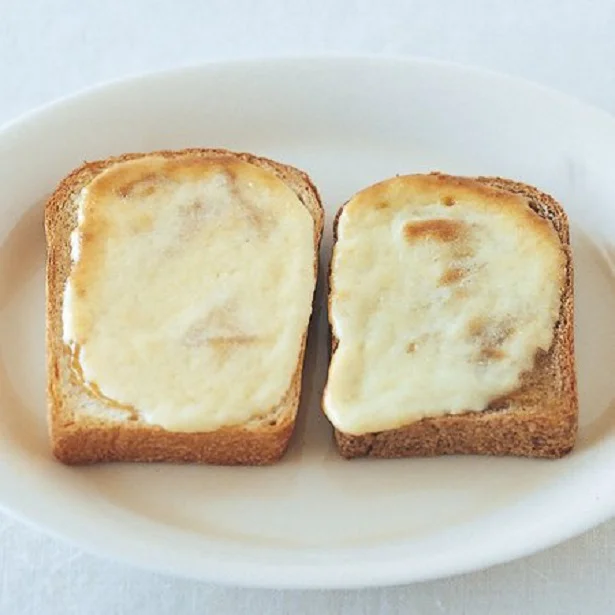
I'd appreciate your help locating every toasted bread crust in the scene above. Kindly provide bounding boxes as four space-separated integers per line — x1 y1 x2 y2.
328 174 577 459
46 148 324 465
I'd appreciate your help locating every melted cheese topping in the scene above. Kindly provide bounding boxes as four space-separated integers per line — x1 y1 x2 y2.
62 155 315 432
324 175 565 435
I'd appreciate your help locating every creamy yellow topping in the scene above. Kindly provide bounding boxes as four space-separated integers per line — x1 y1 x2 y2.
324 175 565 435
63 155 315 432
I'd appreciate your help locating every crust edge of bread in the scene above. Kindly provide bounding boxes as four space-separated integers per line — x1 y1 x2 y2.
327 173 578 460
46 148 324 465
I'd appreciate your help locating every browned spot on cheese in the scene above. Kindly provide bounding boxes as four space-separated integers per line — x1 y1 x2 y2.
468 318 516 364
224 168 274 237
478 346 506 362
468 316 488 337
469 318 515 344
403 219 466 243
406 342 417 353
182 306 261 349
116 172 161 198
374 201 389 210
442 195 455 207
452 287 469 301
439 267 465 286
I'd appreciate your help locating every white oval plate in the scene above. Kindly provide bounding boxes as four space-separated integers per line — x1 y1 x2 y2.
1 57 615 589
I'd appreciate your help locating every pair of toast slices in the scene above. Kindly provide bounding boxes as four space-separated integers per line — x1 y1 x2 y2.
46 148 577 465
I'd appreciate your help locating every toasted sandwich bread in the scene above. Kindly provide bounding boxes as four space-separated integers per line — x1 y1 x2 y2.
324 173 576 459
46 148 323 465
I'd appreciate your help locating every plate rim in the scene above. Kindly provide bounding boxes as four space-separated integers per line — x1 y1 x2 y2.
2 52 615 136
2 54 615 589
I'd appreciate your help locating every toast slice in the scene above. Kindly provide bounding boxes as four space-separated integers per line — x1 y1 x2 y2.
46 148 324 465
324 173 576 459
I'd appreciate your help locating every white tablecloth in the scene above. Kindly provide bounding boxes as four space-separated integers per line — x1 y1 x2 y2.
1 1 615 612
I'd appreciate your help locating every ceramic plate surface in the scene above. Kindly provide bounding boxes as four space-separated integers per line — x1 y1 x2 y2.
1 57 615 588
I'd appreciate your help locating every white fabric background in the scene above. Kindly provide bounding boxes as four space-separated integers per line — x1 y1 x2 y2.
1 0 615 612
